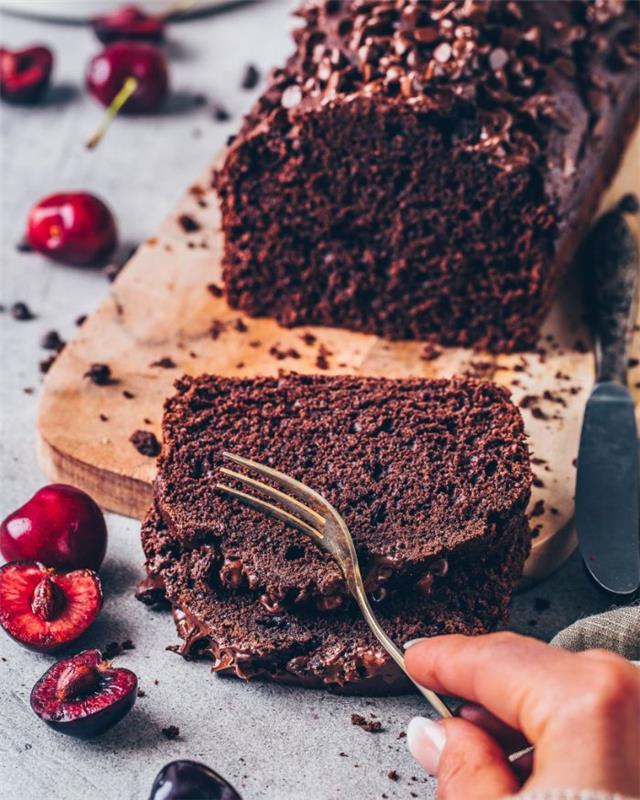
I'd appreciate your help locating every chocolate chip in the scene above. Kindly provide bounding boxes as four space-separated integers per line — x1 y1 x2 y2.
241 64 260 90
84 363 112 386
177 214 200 233
207 283 223 298
10 302 35 321
130 429 161 457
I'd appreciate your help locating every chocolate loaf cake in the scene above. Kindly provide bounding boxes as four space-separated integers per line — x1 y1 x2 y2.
214 0 639 351
154 373 532 615
141 505 530 692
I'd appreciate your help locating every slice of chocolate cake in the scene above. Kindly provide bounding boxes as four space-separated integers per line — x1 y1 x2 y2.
154 373 531 615
141 505 530 692
214 1 639 351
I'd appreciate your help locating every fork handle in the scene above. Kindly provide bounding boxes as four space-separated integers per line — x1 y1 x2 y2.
352 583 453 718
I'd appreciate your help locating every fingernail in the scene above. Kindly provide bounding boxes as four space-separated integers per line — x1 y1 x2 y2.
403 637 428 650
407 716 446 775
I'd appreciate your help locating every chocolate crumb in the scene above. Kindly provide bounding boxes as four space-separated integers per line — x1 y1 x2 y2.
150 356 176 369
10 302 35 321
123 390 135 399
161 725 180 740
178 214 200 233
530 499 545 518
387 770 399 781
532 476 545 488
15 237 33 253
41 330 65 352
207 283 223 298
103 262 123 282
210 319 226 340
397 731 406 739
99 413 109 422
211 100 230 121
75 314 87 327
39 355 57 374
130 430 161 457
351 713 383 733
137 689 146 698
300 332 316 346
420 342 442 361
84 363 112 386
102 640 134 659
618 193 639 214
23 387 34 395
233 318 248 333
241 63 260 90
531 407 549 421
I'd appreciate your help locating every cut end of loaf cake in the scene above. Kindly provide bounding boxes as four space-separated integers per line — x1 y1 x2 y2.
215 0 639 351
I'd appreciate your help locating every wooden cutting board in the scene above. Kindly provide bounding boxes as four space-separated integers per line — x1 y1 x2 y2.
37 129 640 585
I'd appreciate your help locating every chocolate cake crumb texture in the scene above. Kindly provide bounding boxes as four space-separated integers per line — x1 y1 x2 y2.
140 373 532 691
130 430 161 457
215 0 639 352
351 713 383 733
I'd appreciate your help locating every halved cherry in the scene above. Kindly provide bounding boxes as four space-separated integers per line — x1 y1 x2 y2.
0 561 102 652
92 5 165 44
30 648 137 738
0 45 53 104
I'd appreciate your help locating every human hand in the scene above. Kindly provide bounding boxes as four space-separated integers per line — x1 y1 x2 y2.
404 632 640 799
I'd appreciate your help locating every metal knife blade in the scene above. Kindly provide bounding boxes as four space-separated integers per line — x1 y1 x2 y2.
575 203 640 595
576 382 639 595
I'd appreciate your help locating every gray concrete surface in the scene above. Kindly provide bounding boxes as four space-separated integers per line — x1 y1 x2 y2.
0 4 626 799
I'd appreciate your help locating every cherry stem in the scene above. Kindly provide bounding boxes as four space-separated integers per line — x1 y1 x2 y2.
161 0 198 21
86 76 139 150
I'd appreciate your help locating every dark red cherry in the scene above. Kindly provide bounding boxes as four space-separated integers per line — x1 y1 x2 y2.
0 45 53 104
87 42 168 113
0 484 108 571
149 760 243 800
26 192 117 266
0 561 102 652
92 5 165 44
30 649 137 738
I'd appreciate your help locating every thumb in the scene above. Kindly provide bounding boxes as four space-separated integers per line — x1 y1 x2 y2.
407 716 520 800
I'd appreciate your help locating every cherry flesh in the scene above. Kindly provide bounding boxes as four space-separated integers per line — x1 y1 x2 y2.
93 5 165 44
0 561 102 652
87 42 168 113
149 761 243 800
0 484 108 571
0 45 53 103
31 649 137 738
27 192 118 266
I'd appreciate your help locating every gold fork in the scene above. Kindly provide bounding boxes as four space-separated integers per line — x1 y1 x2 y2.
216 451 453 718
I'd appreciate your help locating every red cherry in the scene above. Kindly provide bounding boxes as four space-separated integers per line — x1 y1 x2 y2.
26 192 117 266
92 5 165 45
0 45 53 104
0 561 102 652
86 42 168 113
0 484 108 571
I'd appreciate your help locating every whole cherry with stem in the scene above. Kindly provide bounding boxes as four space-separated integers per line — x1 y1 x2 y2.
91 0 198 44
86 42 169 149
